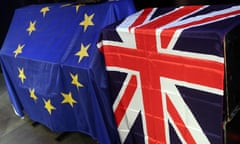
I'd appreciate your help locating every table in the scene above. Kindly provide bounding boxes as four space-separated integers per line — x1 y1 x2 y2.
0 1 136 144
98 5 240 144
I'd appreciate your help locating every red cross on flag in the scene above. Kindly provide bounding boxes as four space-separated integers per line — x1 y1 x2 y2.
98 5 240 144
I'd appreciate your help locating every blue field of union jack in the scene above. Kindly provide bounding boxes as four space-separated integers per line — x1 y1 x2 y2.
98 4 240 144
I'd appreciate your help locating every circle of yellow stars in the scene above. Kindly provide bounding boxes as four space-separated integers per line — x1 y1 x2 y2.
21 71 84 115
15 4 95 115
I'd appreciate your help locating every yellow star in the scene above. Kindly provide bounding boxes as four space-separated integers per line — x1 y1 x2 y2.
13 44 25 58
26 20 36 36
61 92 77 107
44 99 56 115
18 67 26 84
60 3 72 8
29 88 38 101
40 6 50 17
75 4 83 13
75 43 90 63
70 73 84 89
79 13 94 32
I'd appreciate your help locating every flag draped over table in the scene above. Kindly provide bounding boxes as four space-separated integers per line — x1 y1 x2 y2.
98 5 240 144
0 1 136 144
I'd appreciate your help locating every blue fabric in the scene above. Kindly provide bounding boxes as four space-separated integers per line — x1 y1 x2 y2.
0 1 136 144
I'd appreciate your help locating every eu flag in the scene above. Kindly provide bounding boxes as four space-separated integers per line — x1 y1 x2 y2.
0 1 136 144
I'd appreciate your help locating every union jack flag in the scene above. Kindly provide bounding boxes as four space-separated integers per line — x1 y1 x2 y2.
98 5 240 144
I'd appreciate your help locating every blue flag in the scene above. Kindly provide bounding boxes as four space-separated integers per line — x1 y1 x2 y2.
0 1 136 144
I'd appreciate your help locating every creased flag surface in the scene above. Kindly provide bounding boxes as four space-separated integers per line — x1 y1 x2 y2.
98 5 240 144
0 1 136 144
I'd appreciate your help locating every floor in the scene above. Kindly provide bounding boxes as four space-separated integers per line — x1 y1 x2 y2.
0 72 240 144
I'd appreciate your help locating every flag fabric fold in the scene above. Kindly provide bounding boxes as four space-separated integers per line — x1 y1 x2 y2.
98 5 240 144
0 1 136 144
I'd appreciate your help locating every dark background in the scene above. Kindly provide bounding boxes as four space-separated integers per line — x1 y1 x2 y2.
0 0 240 47
1 1 240 143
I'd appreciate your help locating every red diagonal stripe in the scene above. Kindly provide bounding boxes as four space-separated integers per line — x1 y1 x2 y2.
160 9 240 48
129 8 154 30
170 9 240 30
114 75 137 127
139 6 205 29
100 6 229 143
103 44 223 143
134 6 205 49
166 94 196 144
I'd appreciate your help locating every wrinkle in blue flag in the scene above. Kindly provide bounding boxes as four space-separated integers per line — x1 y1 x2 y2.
0 1 136 144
